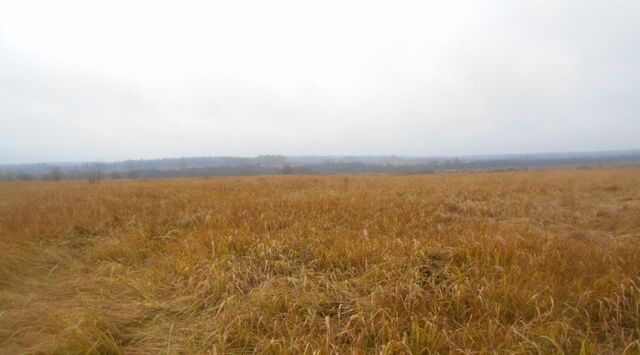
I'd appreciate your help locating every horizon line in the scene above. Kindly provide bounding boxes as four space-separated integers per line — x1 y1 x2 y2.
3 148 640 167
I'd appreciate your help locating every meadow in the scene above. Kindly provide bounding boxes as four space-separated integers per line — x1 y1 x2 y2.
1 168 639 354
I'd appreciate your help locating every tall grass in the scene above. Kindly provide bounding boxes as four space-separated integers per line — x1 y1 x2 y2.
1 168 639 353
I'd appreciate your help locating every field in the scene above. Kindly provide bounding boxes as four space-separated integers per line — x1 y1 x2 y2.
1 168 639 354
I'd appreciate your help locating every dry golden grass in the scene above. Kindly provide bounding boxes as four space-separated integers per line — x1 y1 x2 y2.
1 168 639 354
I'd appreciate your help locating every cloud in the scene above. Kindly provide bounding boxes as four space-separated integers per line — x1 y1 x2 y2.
0 0 639 163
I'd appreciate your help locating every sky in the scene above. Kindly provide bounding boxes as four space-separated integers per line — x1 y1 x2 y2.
1 0 639 164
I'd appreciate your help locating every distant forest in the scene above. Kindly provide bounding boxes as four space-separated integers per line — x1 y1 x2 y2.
1 151 640 182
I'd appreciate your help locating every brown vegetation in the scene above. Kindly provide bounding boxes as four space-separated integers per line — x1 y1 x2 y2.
1 168 639 353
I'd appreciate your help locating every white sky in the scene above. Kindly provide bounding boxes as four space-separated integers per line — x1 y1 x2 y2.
1 0 639 163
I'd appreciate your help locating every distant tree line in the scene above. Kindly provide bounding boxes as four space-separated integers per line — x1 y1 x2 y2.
1 153 640 182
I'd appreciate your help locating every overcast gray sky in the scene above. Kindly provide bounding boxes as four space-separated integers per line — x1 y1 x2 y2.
1 0 639 164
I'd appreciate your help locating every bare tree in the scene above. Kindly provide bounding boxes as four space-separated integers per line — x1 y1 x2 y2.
87 162 105 184
125 160 140 179
47 167 64 182
280 164 294 175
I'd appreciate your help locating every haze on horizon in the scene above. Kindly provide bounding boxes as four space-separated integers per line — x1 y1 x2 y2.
1 0 639 164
